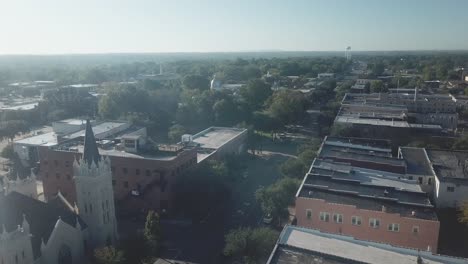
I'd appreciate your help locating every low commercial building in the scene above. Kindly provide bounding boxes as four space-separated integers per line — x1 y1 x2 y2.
296 159 440 252
318 136 407 173
189 127 248 163
398 147 435 193
267 225 467 264
399 147 468 208
317 73 335 79
13 119 126 167
39 124 197 214
335 93 458 134
426 149 468 208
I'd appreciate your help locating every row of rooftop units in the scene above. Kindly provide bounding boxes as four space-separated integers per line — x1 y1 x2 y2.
9 118 247 214
334 91 468 136
287 135 468 261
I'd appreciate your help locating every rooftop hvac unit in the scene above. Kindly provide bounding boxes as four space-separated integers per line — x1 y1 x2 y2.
181 134 193 143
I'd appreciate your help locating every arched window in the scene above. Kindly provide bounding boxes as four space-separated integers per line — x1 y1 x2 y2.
58 244 72 264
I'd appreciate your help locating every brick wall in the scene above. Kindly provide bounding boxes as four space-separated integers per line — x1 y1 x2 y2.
296 197 440 252
38 146 197 212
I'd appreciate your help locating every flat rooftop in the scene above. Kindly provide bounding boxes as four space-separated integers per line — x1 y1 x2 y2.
322 136 392 154
298 183 436 220
15 121 130 147
399 147 434 176
54 118 87 126
63 122 129 140
14 131 58 147
192 127 246 150
426 149 468 180
343 93 455 105
303 173 427 204
268 225 467 264
310 159 422 192
0 102 39 111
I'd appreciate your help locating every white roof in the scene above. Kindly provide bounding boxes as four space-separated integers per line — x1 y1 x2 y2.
14 132 57 146
275 226 467 264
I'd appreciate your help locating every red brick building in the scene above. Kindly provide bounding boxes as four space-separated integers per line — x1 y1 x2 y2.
295 173 439 252
38 136 197 214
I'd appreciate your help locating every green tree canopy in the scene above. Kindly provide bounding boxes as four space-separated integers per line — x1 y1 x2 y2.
144 210 162 256
239 79 272 111
168 124 187 143
183 74 210 90
223 227 278 263
267 90 307 125
93 246 126 264
255 177 300 226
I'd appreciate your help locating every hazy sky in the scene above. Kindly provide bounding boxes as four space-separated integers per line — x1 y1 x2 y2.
1 0 467 54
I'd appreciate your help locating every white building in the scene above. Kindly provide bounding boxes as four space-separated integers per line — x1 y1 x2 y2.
0 191 87 264
0 173 38 199
426 149 468 208
1 120 119 264
73 120 118 248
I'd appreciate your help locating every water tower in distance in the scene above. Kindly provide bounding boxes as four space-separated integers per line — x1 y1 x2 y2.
345 46 352 61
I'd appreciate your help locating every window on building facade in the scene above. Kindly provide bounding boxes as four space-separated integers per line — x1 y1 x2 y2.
447 186 455 192
85 204 88 213
124 181 129 188
333 213 343 223
56 173 60 179
351 216 362 226
146 169 151 176
54 160 59 167
418 177 423 184
369 218 380 228
388 223 400 232
67 174 71 180
136 169 140 175
65 161 70 167
89 204 93 213
123 168 128 174
412 226 419 235
306 209 312 220
319 212 330 222
111 166 115 172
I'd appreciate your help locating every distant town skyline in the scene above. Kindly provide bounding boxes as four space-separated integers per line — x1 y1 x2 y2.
1 0 468 55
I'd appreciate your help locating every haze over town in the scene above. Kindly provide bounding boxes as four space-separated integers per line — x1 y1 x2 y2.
2 1 468 264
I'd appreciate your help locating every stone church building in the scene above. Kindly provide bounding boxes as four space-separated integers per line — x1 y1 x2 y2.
0 120 118 264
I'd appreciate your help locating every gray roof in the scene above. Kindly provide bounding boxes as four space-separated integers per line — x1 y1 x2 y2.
298 184 436 220
0 192 86 259
268 225 468 264
399 147 434 176
310 159 421 192
426 149 468 182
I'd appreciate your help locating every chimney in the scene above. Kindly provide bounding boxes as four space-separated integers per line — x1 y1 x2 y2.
411 210 416 216
381 205 386 212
